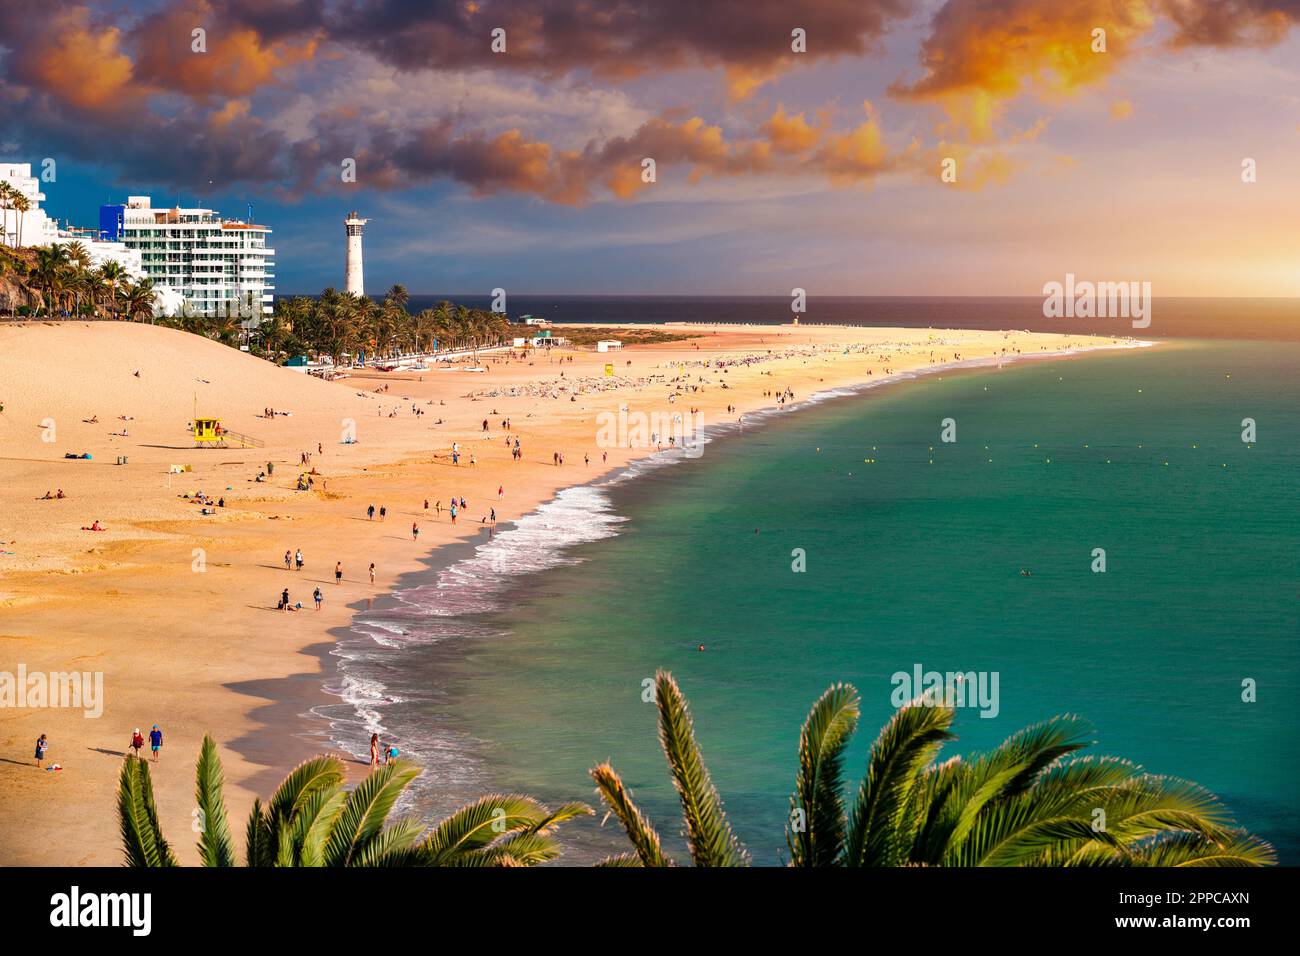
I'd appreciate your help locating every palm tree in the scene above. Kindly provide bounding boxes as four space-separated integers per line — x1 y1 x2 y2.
591 672 1276 867
120 277 157 322
12 192 30 250
384 283 409 311
0 182 14 247
98 260 127 319
120 735 590 867
29 244 71 315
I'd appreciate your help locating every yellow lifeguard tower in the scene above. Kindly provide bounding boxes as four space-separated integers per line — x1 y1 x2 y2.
193 417 225 446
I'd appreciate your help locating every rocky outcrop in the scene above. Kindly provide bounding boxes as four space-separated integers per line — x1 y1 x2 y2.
0 247 37 314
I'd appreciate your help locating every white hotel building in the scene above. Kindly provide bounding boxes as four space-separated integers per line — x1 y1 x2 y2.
0 161 60 248
101 197 275 318
2 162 142 279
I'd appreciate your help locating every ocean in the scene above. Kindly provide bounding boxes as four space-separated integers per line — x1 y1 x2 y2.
312 301 1299 865
381 294 1300 342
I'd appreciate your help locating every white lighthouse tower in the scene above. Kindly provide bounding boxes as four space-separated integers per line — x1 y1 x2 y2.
344 211 368 296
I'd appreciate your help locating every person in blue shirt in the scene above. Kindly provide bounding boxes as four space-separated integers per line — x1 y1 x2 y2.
149 725 162 762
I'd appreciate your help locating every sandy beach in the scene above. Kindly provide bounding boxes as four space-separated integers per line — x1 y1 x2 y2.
0 320 1144 866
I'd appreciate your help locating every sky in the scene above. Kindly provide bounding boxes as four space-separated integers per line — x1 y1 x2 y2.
2 0 1299 296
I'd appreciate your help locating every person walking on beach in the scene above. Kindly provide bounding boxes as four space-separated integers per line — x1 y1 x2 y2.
412 522 419 541
281 587 290 611
369 563 376 584
449 502 457 524
284 549 292 570
149 725 162 762
367 504 375 520
379 506 386 521
370 733 380 770
34 734 48 769
313 587 322 610
295 549 304 571
335 562 343 584
130 728 144 759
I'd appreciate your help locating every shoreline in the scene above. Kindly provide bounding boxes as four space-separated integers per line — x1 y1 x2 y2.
297 337 1161 797
0 322 1150 865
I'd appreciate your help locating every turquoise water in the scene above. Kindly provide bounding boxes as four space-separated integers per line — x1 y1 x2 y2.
347 340 1300 864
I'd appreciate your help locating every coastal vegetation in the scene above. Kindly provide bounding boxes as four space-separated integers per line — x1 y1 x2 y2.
591 671 1276 867
0 244 517 366
243 286 515 366
0 242 156 320
118 734 590 867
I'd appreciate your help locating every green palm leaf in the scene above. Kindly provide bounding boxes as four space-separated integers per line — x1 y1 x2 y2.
194 734 235 867
294 789 349 867
244 799 273 867
350 817 426 867
844 698 955 866
418 793 553 865
654 671 748 867
117 756 178 867
1090 830 1277 867
266 755 346 833
594 852 646 867
591 762 672 867
787 682 860 867
323 760 420 867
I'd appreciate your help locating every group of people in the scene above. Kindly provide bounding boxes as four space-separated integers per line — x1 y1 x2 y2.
277 585 323 611
129 725 164 761
32 724 162 771
369 733 400 769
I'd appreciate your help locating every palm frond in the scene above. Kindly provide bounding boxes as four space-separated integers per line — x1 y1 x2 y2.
194 734 235 867
117 757 178 867
654 670 748 867
244 799 274 867
591 762 672 867
323 760 420 867
265 755 346 834
595 852 646 867
844 698 955 866
419 793 555 866
787 682 860 867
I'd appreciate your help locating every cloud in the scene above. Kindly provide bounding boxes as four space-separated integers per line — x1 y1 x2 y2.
326 0 912 94
892 0 1154 140
4 5 136 110
3 0 1296 206
128 0 319 99
763 106 822 154
893 0 1300 141
1159 0 1300 48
